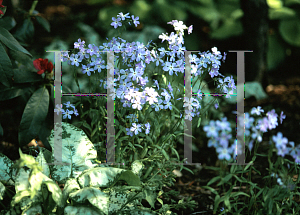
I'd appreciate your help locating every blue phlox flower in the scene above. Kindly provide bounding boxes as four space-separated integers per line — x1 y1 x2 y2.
63 109 74 120
203 121 219 138
74 38 85 49
280 111 286 124
251 106 264 116
144 122 150 134
82 64 94 76
272 132 288 150
256 117 269 133
111 17 122 29
214 103 218 109
73 108 79 116
117 12 130 20
54 104 64 115
188 25 193 34
164 100 172 110
131 15 140 27
216 145 232 161
126 128 134 137
130 123 142 135
63 101 72 108
70 54 82 67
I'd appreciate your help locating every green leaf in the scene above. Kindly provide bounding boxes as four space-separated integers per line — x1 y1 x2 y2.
83 121 92 133
192 77 201 93
210 19 243 40
201 185 218 195
144 189 156 208
76 22 100 45
207 176 221 186
35 15 50 32
12 68 42 84
269 7 296 20
157 2 187 23
0 42 13 88
245 82 268 100
18 87 49 147
13 18 35 44
0 16 17 31
267 0 283 8
285 0 300 6
224 81 268 104
0 26 32 57
279 18 300 47
267 34 286 70
48 122 99 185
9 48 34 71
197 116 202 128
217 174 233 186
117 170 142 186
162 149 169 160
0 85 35 101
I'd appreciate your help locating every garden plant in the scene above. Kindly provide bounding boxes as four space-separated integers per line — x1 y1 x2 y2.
0 1 300 214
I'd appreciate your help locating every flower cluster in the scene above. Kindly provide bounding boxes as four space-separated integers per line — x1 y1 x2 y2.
54 101 79 120
110 12 140 28
203 106 299 163
61 12 235 137
33 58 53 75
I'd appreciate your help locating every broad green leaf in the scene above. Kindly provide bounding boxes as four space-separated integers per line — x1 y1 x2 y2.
267 34 286 70
225 81 268 104
18 87 49 146
0 26 32 57
64 205 107 215
0 85 35 101
188 5 219 22
9 48 34 70
0 16 16 31
279 18 300 47
35 15 50 32
267 0 283 8
130 0 152 20
76 22 100 45
48 122 98 185
269 7 296 19
0 153 17 186
0 42 13 88
210 19 243 39
13 67 42 84
144 189 156 208
117 170 142 186
13 18 34 44
68 187 110 213
192 76 201 93
285 0 300 5
245 82 268 100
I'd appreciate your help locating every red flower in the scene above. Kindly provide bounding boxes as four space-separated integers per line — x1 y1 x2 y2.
0 0 5 15
33 58 53 75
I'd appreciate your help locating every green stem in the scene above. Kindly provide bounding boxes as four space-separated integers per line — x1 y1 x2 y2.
29 0 38 15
